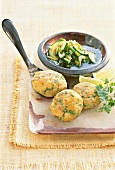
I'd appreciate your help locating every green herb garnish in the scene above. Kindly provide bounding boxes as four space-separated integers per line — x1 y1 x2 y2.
96 78 115 113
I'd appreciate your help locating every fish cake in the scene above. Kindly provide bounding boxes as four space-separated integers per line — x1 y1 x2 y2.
50 89 83 122
73 82 100 110
32 70 67 97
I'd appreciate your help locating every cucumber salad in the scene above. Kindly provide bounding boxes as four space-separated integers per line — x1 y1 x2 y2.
48 38 97 68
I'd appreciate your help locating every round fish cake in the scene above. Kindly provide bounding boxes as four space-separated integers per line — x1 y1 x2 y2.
73 82 100 110
50 89 83 122
32 70 67 97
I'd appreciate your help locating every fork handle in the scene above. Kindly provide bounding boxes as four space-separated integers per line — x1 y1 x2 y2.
2 19 33 69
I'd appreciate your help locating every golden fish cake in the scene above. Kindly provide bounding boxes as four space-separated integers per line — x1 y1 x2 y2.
73 82 100 110
50 89 83 122
32 70 67 97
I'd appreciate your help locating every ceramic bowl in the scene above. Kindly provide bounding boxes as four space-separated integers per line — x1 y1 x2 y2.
37 31 109 77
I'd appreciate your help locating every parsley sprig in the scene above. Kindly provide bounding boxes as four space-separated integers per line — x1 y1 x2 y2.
96 79 115 113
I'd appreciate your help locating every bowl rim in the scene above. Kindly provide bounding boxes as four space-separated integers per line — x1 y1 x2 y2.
38 31 110 76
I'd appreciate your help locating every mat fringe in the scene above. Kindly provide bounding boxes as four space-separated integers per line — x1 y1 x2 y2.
0 161 115 170
9 57 21 144
10 141 115 149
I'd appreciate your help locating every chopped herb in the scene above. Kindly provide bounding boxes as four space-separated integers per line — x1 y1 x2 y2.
71 94 74 97
64 91 68 94
58 98 63 103
84 104 90 107
44 85 54 94
63 108 68 113
54 79 59 83
69 110 75 115
78 104 83 107
63 108 75 115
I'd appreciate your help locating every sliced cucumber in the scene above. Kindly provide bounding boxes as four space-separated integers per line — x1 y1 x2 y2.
47 38 97 68
78 55 86 67
60 41 66 52
63 58 71 64
88 52 96 63
48 39 66 59
75 51 81 57
58 52 65 58
74 45 88 56
47 55 58 61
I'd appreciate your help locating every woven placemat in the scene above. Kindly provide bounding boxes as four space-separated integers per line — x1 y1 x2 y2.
9 57 115 149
